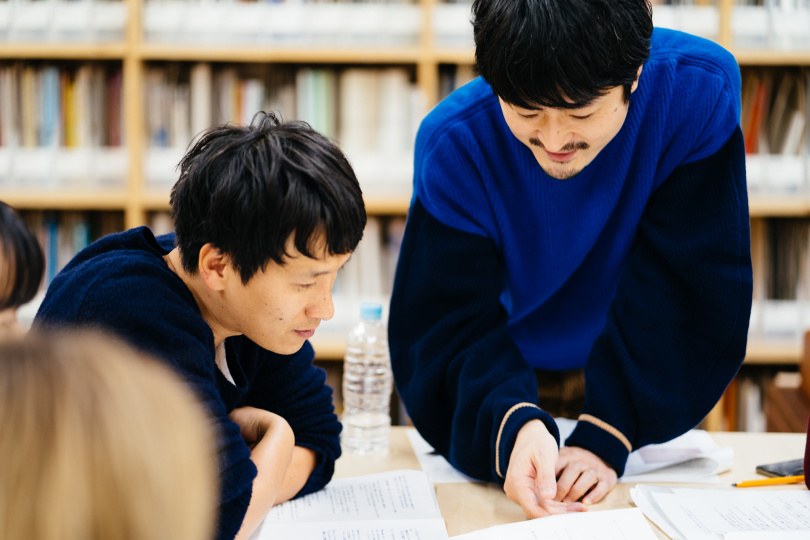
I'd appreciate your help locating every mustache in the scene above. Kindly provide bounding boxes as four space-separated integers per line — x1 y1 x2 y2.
529 138 590 152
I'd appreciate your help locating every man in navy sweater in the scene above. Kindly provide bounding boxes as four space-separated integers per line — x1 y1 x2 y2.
35 113 366 539
390 0 751 519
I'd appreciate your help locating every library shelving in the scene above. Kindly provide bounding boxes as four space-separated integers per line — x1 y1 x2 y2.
3 1 810 420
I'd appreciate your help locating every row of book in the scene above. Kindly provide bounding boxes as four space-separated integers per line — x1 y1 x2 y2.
742 68 809 195
145 63 424 196
19 210 123 288
144 0 421 46
732 0 810 51
0 62 125 188
0 0 126 43
750 217 810 341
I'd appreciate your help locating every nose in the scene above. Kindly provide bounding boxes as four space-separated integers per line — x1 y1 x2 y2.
306 289 335 321
536 111 573 152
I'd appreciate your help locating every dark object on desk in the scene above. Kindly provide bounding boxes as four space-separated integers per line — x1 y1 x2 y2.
755 458 804 477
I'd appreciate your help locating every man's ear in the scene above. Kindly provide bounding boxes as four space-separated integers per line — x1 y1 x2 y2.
198 243 230 292
630 65 643 94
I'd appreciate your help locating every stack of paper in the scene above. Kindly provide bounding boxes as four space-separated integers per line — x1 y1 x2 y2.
631 485 810 540
248 470 448 540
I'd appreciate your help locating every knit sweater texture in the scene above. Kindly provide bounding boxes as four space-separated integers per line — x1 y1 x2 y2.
390 28 752 481
34 227 341 540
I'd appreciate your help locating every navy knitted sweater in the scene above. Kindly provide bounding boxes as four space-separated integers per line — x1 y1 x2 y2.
390 29 752 481
34 227 341 540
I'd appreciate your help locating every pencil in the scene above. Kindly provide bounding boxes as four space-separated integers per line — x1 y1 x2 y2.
732 475 805 488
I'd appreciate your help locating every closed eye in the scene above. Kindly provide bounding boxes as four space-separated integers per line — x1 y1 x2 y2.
571 114 593 120
298 283 316 289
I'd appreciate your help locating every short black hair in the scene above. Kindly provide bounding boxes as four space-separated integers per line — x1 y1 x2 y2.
0 202 45 310
171 112 366 284
473 0 653 109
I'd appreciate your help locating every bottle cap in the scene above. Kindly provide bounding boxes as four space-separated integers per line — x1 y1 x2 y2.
360 302 383 321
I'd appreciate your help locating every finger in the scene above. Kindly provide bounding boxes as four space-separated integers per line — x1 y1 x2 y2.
553 461 585 502
564 501 589 512
510 482 565 519
563 469 598 503
582 472 617 505
535 438 560 501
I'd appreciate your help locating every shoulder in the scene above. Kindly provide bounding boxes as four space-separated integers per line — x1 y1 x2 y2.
37 227 193 323
417 77 501 155
647 28 740 102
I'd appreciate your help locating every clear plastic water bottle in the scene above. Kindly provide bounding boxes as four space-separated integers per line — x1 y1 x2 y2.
341 302 392 454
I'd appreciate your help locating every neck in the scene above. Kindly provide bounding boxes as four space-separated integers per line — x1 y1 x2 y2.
164 249 232 348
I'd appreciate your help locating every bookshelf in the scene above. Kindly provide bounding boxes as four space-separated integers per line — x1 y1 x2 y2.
3 1 810 420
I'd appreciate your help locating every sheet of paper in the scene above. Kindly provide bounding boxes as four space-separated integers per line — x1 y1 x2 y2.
261 470 441 523
451 508 658 540
406 428 478 484
249 470 447 540
630 485 690 540
262 518 449 540
637 487 810 540
725 533 810 540
556 418 733 483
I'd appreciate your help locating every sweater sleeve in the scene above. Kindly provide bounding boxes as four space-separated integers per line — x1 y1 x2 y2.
565 126 752 475
242 340 341 497
389 196 559 484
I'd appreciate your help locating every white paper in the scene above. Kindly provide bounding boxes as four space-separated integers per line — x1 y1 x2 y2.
250 470 447 540
635 486 810 540
406 428 479 484
451 508 658 540
725 533 810 540
556 418 733 483
263 518 448 540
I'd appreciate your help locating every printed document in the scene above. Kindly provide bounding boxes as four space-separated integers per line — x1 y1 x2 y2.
249 470 448 540
451 508 658 540
632 485 810 540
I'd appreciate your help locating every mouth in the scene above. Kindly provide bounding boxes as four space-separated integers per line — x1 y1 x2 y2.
295 329 317 339
545 149 577 162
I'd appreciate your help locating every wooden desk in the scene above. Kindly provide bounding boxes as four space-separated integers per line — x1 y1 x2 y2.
334 427 807 539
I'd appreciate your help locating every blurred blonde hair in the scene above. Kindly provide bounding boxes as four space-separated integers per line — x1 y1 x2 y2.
0 330 217 540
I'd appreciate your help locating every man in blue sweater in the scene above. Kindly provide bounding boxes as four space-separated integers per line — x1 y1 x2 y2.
35 113 366 539
390 0 751 519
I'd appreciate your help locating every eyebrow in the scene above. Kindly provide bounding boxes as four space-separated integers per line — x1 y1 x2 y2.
302 254 352 278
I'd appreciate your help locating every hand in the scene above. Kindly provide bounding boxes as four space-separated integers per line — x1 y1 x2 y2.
554 446 617 504
504 420 588 518
229 406 294 451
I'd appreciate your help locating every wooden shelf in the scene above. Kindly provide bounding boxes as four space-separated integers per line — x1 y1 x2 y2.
0 43 127 60
749 198 810 217
138 44 424 64
734 50 810 66
141 189 411 215
745 339 802 365
431 47 475 64
0 190 129 210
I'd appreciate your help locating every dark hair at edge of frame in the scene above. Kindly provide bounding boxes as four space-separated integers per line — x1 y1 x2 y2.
472 0 653 109
0 201 45 310
170 111 366 285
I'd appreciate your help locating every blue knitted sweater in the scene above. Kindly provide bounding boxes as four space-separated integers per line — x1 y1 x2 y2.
390 29 752 481
34 227 341 540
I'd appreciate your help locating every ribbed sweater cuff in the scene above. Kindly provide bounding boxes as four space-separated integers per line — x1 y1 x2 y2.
495 404 559 481
565 416 632 477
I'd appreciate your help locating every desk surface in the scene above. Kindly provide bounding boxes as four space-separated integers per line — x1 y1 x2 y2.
334 427 807 539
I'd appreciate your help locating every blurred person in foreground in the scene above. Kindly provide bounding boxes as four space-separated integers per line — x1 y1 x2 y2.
0 200 45 338
35 112 367 539
0 330 217 540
